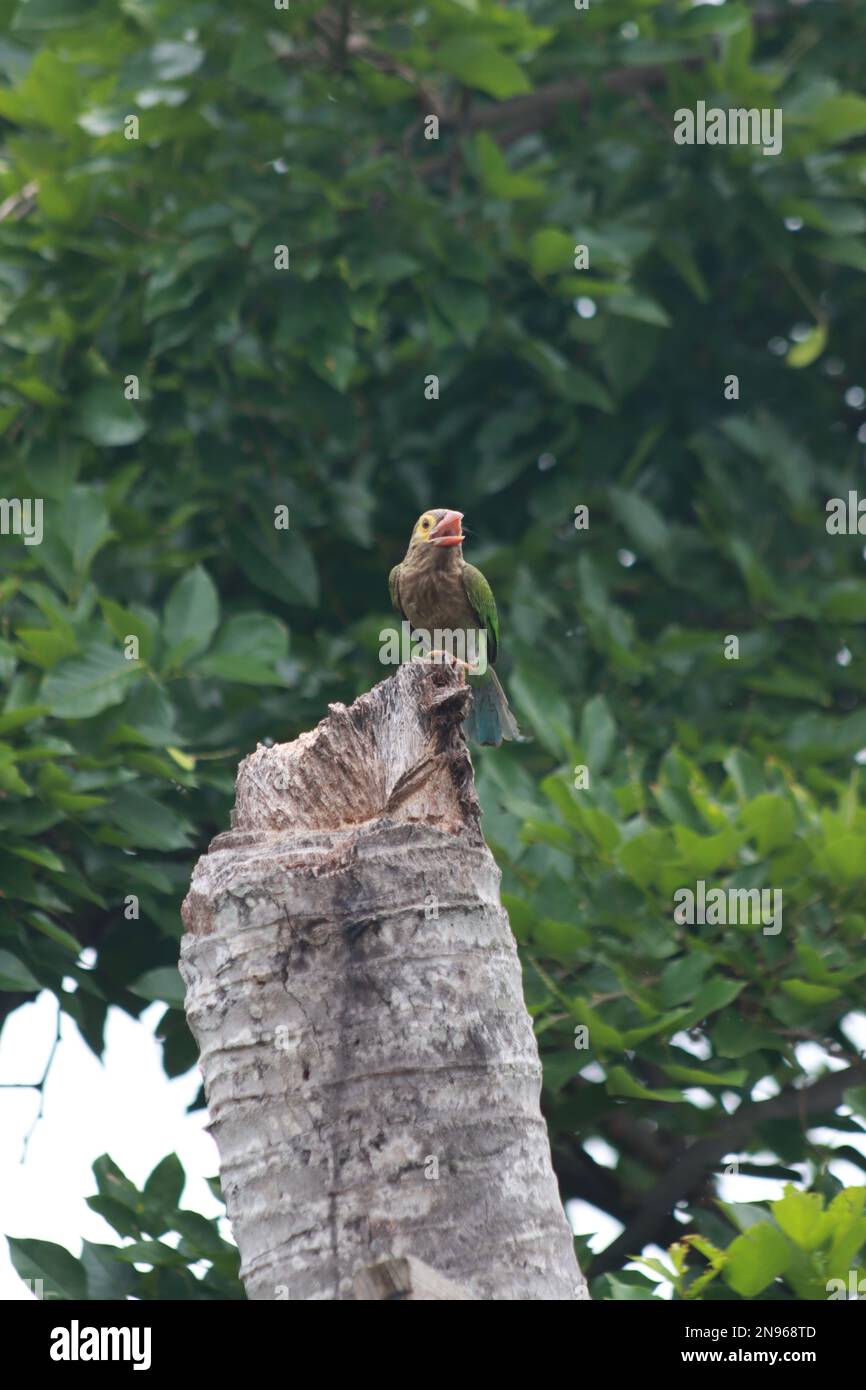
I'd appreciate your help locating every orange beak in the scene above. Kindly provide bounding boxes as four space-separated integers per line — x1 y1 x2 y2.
429 510 465 547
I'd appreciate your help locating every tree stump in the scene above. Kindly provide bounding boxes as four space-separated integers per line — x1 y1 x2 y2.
180 661 589 1301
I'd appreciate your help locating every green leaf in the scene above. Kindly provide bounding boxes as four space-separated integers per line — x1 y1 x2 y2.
714 1013 786 1057
679 2 750 36
683 975 746 1024
592 1272 659 1301
816 831 866 884
41 646 137 719
163 565 220 664
100 599 157 664
780 978 841 1004
129 966 186 1009
522 817 575 853
659 241 709 302
6 1238 86 1300
673 823 740 876
771 1187 833 1252
230 517 319 607
579 694 616 774
113 1240 187 1267
617 830 670 889
173 1210 227 1259
812 237 866 272
106 787 192 851
607 293 671 328
662 1062 747 1088
723 1224 792 1297
796 94 866 143
724 749 767 802
531 916 591 957
659 952 711 1007
81 1241 138 1300
12 0 98 30
437 39 531 100
144 1153 185 1210
0 705 47 734
10 842 65 871
27 911 80 954
75 383 146 447
431 281 489 342
196 612 288 683
741 794 796 855
821 580 866 622
787 322 827 368
17 627 77 669
529 228 575 276
0 948 39 990
85 1197 142 1239
606 1066 684 1103
609 487 672 562
62 485 114 577
473 131 545 199
111 679 176 746
567 997 625 1052
509 665 573 756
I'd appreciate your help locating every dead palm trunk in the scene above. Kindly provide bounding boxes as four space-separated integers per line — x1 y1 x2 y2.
180 661 589 1301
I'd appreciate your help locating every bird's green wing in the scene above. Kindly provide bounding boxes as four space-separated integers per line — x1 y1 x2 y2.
461 563 499 665
389 563 407 620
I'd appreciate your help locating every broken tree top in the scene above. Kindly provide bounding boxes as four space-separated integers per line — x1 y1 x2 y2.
179 662 587 1301
187 662 482 907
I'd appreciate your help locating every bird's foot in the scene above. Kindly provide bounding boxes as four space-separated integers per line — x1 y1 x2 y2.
418 650 470 682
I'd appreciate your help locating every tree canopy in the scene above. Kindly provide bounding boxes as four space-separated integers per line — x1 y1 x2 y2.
2 0 866 1300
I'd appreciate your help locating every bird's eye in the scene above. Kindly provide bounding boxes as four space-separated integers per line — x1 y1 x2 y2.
421 517 430 530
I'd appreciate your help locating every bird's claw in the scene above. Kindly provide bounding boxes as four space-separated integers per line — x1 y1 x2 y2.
418 650 470 682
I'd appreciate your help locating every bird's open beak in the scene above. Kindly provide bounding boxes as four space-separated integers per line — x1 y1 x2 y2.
429 510 465 546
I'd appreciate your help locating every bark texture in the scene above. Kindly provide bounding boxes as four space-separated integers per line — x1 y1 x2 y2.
353 1255 478 1301
180 661 589 1301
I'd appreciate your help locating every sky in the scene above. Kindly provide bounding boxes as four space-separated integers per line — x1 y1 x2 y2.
1 993 864 1300
0 991 222 1300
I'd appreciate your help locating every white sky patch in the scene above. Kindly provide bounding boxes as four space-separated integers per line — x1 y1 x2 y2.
671 1029 711 1060
683 1087 716 1109
794 1041 849 1074
751 1075 782 1102
0 992 224 1300
718 1153 809 1205
566 1198 622 1253
579 1061 606 1083
583 1136 618 1169
842 1012 866 1051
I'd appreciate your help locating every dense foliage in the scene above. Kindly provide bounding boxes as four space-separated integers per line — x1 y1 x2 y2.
1 0 866 1299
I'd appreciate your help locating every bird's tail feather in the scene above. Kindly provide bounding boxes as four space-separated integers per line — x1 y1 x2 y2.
464 668 520 747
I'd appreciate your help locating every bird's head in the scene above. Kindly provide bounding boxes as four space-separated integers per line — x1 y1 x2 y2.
408 508 465 549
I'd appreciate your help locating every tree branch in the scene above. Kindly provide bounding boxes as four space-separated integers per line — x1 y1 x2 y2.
591 1066 865 1276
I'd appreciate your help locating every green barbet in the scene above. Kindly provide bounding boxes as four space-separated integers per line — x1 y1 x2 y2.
389 508 520 747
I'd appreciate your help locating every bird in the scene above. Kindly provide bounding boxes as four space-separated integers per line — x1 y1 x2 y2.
388 508 520 746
